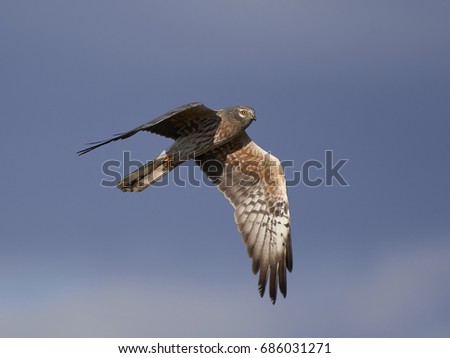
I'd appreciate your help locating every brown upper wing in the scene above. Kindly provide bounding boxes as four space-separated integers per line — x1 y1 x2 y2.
77 102 218 155
197 132 293 304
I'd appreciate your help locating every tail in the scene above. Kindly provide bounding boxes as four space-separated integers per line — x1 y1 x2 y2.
117 153 180 192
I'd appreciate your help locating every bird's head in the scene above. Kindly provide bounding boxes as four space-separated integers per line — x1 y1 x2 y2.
232 105 257 128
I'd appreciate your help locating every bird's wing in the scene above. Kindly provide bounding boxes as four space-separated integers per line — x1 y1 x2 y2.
197 132 292 304
77 102 218 155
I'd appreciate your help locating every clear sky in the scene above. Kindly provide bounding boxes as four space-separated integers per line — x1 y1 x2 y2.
1 0 449 337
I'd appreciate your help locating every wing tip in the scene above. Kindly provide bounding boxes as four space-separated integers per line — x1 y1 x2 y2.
256 261 291 304
76 146 96 156
76 138 114 156
258 282 266 298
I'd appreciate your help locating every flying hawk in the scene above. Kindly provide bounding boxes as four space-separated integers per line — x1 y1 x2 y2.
78 102 293 304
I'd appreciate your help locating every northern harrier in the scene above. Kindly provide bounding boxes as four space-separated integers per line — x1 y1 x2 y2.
78 103 292 303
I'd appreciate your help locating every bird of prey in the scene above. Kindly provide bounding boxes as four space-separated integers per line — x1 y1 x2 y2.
78 102 292 304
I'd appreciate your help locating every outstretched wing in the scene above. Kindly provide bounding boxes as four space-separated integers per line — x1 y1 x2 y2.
197 132 292 304
77 102 218 155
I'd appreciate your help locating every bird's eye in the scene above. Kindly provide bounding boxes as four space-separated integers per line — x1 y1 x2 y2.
240 110 248 116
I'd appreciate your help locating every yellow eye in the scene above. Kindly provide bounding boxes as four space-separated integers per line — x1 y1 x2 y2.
240 110 248 116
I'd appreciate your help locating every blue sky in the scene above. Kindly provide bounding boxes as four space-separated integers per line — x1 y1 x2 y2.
1 0 449 337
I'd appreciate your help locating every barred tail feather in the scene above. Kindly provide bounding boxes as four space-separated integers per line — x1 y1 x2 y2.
117 154 178 192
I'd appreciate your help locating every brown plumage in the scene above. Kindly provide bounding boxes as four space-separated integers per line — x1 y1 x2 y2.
78 102 293 304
